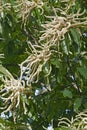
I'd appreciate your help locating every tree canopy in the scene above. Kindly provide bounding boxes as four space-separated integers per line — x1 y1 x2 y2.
0 0 87 129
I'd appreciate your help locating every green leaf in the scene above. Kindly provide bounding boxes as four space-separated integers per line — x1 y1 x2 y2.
51 58 61 68
77 67 87 79
21 94 29 105
61 40 68 55
43 63 51 75
74 98 82 112
70 28 80 43
57 75 62 83
55 126 68 130
83 102 87 109
0 65 13 79
62 89 73 98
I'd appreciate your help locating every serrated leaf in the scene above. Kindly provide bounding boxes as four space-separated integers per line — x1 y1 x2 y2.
63 89 73 98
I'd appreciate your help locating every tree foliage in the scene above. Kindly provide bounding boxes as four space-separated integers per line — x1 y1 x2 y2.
0 0 87 129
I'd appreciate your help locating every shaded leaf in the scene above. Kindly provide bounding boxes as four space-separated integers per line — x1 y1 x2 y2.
83 102 87 109
74 98 82 112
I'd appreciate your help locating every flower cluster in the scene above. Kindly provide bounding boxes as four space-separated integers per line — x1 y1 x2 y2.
14 0 43 25
20 43 51 85
0 77 28 114
0 0 87 116
40 9 87 47
58 110 87 129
